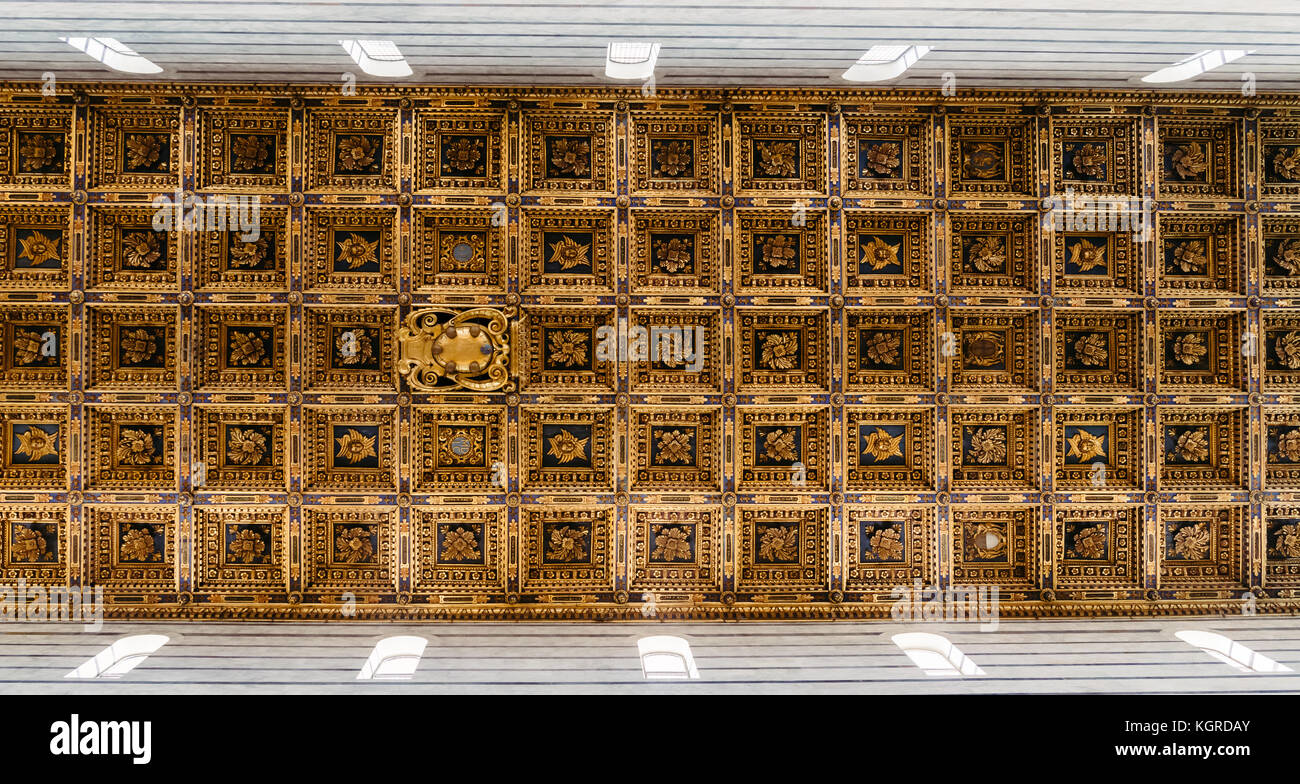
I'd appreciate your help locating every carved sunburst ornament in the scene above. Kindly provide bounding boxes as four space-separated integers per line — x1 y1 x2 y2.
337 135 378 172
651 525 692 561
334 526 375 564
1171 143 1208 179
656 429 694 464
229 236 271 269
125 134 162 169
1274 146 1300 181
860 236 900 271
122 231 162 269
1173 522 1211 560
115 428 158 465
336 232 379 269
1275 331 1300 369
547 330 588 368
546 525 588 561
1173 332 1208 365
546 429 589 465
18 229 61 267
440 526 482 562
1066 429 1106 463
861 142 901 175
335 428 377 465
966 236 1006 272
1068 238 1106 273
758 525 798 562
967 427 1007 464
119 328 158 365
231 134 271 172
1073 333 1109 367
121 527 160 562
15 426 56 462
1175 429 1210 462
756 141 798 177
228 330 267 366
860 427 903 463
1169 240 1207 273
548 235 590 270
759 332 800 370
226 427 268 466
762 428 798 462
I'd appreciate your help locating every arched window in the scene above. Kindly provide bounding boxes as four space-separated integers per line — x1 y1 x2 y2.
357 636 428 680
65 634 170 679
1175 630 1294 674
637 635 699 680
892 632 985 677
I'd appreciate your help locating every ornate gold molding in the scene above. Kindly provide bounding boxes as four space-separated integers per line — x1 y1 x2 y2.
396 308 512 392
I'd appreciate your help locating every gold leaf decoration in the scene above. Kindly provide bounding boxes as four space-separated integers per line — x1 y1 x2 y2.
546 428 589 465
1068 238 1106 273
1274 239 1300 276
861 427 903 463
757 525 798 562
760 234 798 269
122 231 163 269
547 329 588 367
863 330 901 366
231 134 271 171
654 236 693 273
762 428 798 462
444 137 483 172
967 427 1007 464
121 527 160 562
546 525 588 561
12 330 45 366
1071 143 1107 177
226 427 268 466
1070 525 1108 559
15 426 57 462
18 229 61 267
119 328 158 365
861 142 901 175
18 134 58 171
650 525 693 561
335 232 379 269
969 522 1007 559
125 134 162 169
963 331 1004 367
962 142 1003 179
756 141 798 177
229 236 271 269
334 526 375 564
1175 429 1210 462
1073 333 1109 367
337 135 378 172
334 428 377 464
1275 429 1300 462
867 525 904 561
860 236 900 271
547 235 591 270
1169 240 1207 273
966 236 1006 272
228 330 267 366
1170 143 1208 179
1172 332 1208 365
115 428 158 465
654 140 692 177
438 428 485 465
550 137 591 176
655 429 693 464
1275 331 1300 369
334 328 374 366
1066 429 1106 463
1173 522 1211 560
759 331 800 370
229 528 267 564
12 526 49 562
1271 523 1300 560
440 526 482 561
1273 146 1300 181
